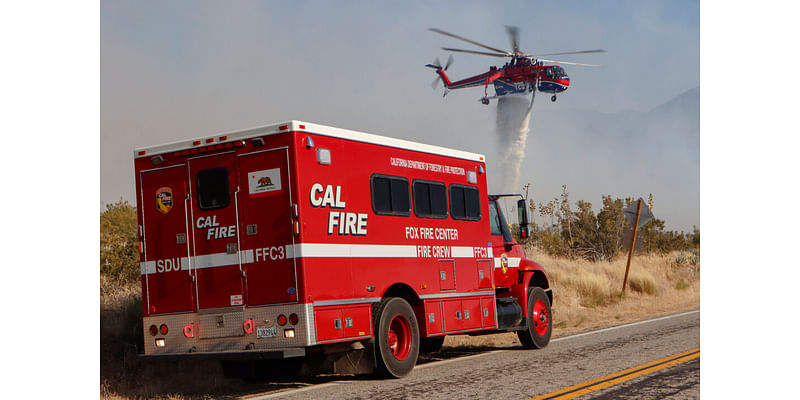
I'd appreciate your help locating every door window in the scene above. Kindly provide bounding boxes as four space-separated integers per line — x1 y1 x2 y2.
196 167 230 210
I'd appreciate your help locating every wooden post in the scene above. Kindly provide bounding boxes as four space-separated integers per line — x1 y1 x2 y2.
622 199 642 292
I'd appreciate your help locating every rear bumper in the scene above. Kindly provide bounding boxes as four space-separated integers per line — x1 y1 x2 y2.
140 347 305 361
142 303 315 356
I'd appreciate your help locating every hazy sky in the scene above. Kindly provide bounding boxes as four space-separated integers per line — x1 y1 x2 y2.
101 0 699 231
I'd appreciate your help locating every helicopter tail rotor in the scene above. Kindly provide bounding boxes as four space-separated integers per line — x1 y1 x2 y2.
428 55 454 90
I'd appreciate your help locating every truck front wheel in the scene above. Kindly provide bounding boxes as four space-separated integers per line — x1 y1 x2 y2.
517 287 552 349
374 297 420 378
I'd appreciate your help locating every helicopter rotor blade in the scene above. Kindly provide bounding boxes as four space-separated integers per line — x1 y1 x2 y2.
441 47 509 58
527 49 606 57
444 54 454 71
429 28 510 55
536 58 602 67
432 76 441 90
505 25 520 55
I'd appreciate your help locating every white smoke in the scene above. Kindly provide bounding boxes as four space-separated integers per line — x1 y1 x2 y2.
493 95 534 193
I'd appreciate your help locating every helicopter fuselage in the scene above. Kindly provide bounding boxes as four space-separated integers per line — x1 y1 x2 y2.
429 63 570 101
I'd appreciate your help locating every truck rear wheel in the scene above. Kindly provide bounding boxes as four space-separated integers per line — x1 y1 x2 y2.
374 297 420 378
517 287 552 349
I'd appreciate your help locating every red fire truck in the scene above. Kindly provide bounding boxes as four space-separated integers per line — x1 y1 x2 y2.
134 120 552 378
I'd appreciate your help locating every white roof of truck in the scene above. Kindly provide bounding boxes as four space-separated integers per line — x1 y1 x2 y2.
133 120 486 163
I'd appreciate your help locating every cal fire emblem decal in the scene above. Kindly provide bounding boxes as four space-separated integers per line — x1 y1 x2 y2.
156 187 173 214
500 254 509 274
248 168 282 196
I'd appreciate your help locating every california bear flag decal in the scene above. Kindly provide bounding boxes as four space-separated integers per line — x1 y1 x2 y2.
248 168 282 196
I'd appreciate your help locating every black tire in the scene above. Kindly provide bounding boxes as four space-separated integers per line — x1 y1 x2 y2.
420 336 445 354
517 287 552 349
374 297 420 378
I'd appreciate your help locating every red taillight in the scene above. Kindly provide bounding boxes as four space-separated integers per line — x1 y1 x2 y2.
243 319 255 334
160 324 168 335
289 313 299 325
277 314 287 326
149 325 158 336
183 324 194 338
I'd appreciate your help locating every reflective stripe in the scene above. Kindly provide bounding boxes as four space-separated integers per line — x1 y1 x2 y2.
140 244 493 275
450 246 475 258
140 257 190 275
419 291 494 300
312 297 382 307
292 243 490 259
293 243 416 258
240 248 255 264
494 257 522 269
194 252 240 269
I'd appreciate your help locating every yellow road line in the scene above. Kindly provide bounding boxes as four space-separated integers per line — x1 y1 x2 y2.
529 347 700 400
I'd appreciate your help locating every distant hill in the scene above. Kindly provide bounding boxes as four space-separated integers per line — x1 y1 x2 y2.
518 86 699 232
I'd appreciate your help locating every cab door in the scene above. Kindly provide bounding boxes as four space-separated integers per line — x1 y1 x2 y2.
188 153 244 311
237 148 298 305
489 199 516 287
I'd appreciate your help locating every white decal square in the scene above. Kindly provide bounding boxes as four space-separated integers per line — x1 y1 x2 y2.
248 168 282 195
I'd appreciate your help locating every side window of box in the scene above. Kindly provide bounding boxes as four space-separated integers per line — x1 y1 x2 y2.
413 180 448 219
197 167 230 210
371 175 411 216
450 184 481 221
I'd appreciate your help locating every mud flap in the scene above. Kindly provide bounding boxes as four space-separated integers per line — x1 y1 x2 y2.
331 345 374 375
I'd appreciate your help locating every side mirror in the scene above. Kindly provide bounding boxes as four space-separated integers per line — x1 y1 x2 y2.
517 199 530 240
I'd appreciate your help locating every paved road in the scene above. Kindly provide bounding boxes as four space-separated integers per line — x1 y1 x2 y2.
243 310 700 400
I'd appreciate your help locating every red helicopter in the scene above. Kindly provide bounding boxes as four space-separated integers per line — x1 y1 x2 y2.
426 26 605 104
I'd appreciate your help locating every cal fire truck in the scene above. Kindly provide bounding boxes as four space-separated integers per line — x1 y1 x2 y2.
134 121 552 377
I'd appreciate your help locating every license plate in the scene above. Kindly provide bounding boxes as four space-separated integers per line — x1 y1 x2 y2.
257 325 278 339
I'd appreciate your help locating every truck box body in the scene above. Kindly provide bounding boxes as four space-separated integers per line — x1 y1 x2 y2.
134 121 550 369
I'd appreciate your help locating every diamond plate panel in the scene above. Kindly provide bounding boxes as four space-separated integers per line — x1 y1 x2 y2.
143 303 316 356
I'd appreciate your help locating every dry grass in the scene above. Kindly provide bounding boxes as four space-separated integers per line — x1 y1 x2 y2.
101 277 245 399
444 248 699 349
